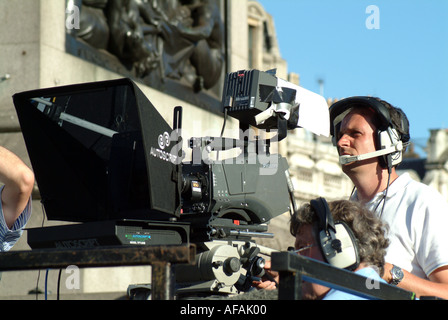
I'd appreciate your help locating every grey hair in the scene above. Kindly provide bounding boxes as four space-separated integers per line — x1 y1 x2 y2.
290 200 389 276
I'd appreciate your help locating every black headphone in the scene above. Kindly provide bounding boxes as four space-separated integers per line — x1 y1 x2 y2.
329 96 410 169
310 197 360 271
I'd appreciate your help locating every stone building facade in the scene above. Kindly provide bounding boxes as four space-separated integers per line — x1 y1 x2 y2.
421 129 448 199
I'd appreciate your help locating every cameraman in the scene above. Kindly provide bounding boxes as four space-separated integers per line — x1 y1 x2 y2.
329 96 448 299
254 199 389 300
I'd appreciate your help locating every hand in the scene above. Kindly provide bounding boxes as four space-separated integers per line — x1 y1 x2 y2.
252 260 279 290
252 279 277 290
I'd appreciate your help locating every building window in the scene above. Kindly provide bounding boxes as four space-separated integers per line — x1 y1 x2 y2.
297 168 314 183
323 173 342 188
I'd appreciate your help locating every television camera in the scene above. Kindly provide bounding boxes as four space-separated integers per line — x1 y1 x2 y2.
13 69 329 297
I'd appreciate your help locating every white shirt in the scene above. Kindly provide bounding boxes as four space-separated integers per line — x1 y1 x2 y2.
355 173 448 279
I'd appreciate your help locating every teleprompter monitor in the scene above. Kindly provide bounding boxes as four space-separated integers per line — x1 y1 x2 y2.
13 78 181 222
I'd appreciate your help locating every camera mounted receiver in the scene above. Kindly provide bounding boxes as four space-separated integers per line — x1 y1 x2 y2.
221 69 330 140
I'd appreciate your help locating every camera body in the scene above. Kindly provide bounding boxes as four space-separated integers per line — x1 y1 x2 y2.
180 153 291 243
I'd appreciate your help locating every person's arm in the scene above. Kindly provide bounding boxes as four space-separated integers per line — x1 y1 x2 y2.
0 146 34 229
384 263 448 299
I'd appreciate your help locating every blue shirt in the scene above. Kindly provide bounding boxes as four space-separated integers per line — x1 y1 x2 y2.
323 267 386 300
0 186 32 252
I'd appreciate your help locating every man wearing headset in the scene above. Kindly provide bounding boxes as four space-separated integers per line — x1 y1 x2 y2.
329 96 448 299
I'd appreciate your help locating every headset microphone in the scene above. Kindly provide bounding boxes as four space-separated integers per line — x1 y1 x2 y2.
339 141 403 165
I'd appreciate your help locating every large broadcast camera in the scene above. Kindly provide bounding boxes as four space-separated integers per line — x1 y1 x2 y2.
13 69 329 297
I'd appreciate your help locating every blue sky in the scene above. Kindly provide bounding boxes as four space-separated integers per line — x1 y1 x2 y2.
257 0 448 156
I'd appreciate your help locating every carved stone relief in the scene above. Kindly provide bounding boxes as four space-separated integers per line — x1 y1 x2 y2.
69 0 225 95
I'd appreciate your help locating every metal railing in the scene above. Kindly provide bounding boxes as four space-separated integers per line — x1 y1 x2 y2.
271 251 417 300
0 244 195 300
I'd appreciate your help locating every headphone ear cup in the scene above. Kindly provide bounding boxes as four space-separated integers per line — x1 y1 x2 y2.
377 129 391 168
318 221 360 271
378 128 403 168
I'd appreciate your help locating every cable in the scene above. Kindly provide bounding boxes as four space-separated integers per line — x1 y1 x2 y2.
349 186 356 199
45 269 50 300
57 269 63 300
217 108 229 161
220 107 228 138
372 155 393 217
284 170 298 217
378 155 393 218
